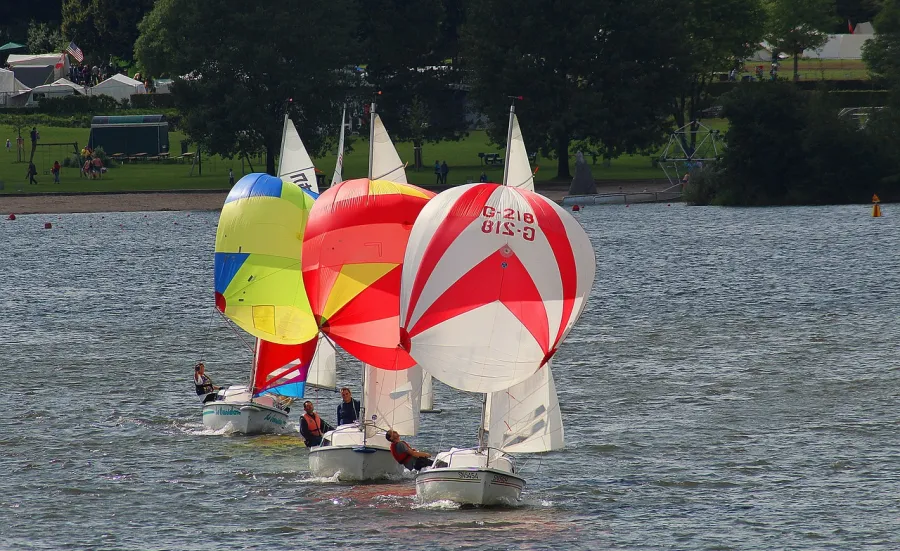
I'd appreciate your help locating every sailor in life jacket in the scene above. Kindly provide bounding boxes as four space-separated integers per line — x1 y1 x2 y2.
300 401 333 448
194 362 221 403
386 430 434 471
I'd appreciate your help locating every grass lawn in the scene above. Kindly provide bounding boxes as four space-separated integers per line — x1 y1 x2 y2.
0 122 730 194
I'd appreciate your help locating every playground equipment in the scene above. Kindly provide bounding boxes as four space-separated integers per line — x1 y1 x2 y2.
658 121 722 187
35 142 79 175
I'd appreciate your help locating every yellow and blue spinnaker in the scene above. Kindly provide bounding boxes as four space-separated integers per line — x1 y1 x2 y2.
214 173 319 344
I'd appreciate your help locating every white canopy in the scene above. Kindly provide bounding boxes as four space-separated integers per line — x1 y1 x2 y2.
6 53 67 67
0 68 29 94
803 34 872 59
91 73 147 102
31 78 86 96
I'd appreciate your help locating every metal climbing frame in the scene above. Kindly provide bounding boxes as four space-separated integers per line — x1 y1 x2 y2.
658 121 722 187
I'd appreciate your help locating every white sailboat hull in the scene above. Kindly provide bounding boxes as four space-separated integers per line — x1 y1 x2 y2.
308 424 405 481
415 448 524 506
201 386 290 435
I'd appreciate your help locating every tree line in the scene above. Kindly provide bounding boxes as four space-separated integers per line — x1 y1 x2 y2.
2 0 897 204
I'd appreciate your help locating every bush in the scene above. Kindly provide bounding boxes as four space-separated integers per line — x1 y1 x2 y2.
130 94 176 109
38 94 121 115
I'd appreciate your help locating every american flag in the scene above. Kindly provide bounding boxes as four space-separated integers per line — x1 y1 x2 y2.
66 41 84 62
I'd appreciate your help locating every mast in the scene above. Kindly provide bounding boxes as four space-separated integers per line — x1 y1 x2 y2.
367 101 376 181
360 359 367 443
501 97 519 187
477 392 487 451
248 340 259 401
278 112 289 176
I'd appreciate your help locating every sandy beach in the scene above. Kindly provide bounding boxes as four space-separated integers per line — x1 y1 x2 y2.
0 180 673 215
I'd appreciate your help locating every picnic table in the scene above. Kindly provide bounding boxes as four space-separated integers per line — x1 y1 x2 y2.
480 152 502 166
132 152 147 162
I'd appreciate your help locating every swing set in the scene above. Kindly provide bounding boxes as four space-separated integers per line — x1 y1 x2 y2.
34 142 79 175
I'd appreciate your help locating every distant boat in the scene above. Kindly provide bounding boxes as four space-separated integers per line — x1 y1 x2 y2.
278 114 319 192
402 102 595 505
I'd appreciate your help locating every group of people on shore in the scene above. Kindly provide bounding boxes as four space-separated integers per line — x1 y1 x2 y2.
194 363 433 472
433 160 450 185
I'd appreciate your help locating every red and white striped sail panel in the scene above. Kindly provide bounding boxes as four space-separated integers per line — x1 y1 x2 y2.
302 178 434 370
400 183 595 393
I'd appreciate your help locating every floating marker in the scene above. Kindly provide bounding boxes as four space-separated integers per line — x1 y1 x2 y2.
7 214 16 220
44 222 52 229
872 194 882 217
572 204 581 212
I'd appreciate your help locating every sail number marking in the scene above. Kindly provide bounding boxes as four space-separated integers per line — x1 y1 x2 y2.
457 471 480 479
480 206 535 241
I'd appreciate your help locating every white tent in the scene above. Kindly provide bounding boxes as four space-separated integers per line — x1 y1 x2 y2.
803 34 872 59
25 78 87 105
854 22 874 35
0 68 29 93
90 74 147 102
5 53 68 87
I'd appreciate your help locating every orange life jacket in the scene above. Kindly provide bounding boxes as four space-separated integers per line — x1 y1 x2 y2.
390 441 411 464
303 413 322 436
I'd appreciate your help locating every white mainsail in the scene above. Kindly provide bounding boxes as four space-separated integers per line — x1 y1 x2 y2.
306 335 336 391
421 372 438 412
330 106 346 188
364 363 423 436
278 114 319 192
486 363 563 453
370 113 407 183
503 113 535 192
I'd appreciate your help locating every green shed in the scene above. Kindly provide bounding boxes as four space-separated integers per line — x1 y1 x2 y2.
88 115 169 156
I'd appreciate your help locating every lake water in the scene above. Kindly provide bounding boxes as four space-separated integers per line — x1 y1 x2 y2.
1 204 898 550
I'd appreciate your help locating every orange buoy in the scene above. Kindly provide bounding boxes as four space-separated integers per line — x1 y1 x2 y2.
572 204 581 212
872 194 882 217
7 214 16 220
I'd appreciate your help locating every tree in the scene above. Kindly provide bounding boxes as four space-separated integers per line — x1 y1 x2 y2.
462 0 685 179
135 0 358 175
357 0 468 169
764 0 836 81
669 0 765 153
862 0 900 85
62 0 155 63
0 0 61 44
834 0 880 32
26 21 65 55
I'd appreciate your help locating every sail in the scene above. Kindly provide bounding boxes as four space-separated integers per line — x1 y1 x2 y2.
253 337 318 397
214 173 319 344
306 335 337 391
370 114 407 183
486 362 564 453
504 114 535 192
302 178 434 369
399 183 596 393
330 107 346 188
364 363 423 436
278 115 319 193
421 372 436 412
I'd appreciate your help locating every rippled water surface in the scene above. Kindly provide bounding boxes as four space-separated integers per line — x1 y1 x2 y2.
1 204 898 550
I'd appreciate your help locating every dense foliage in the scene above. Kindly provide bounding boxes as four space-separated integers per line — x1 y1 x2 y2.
683 82 894 205
135 0 357 174
462 0 685 179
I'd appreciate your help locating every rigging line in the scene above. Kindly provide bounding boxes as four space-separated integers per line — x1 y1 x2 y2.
197 306 219 362
216 309 255 353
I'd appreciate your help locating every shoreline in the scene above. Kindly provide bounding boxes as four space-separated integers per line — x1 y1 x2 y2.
0 181 673 215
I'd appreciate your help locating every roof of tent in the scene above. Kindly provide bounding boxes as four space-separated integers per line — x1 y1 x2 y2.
6 53 67 67
31 78 86 95
94 73 144 88
0 42 26 53
854 22 874 34
0 68 29 93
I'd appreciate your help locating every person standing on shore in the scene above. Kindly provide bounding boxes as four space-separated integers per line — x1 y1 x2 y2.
440 161 449 186
229 168 234 186
434 160 441 185
5 138 10 153
26 161 38 185
29 127 38 162
52 160 61 184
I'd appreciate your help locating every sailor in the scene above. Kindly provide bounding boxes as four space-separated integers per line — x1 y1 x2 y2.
336 387 361 425
300 401 333 448
386 430 434 471
193 362 220 403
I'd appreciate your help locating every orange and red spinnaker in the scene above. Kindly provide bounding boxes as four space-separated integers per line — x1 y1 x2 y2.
301 178 434 370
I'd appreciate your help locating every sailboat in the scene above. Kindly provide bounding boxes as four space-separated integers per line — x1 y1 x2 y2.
302 103 434 480
401 102 595 505
278 113 320 193
330 106 346 189
208 172 320 434
420 373 442 413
